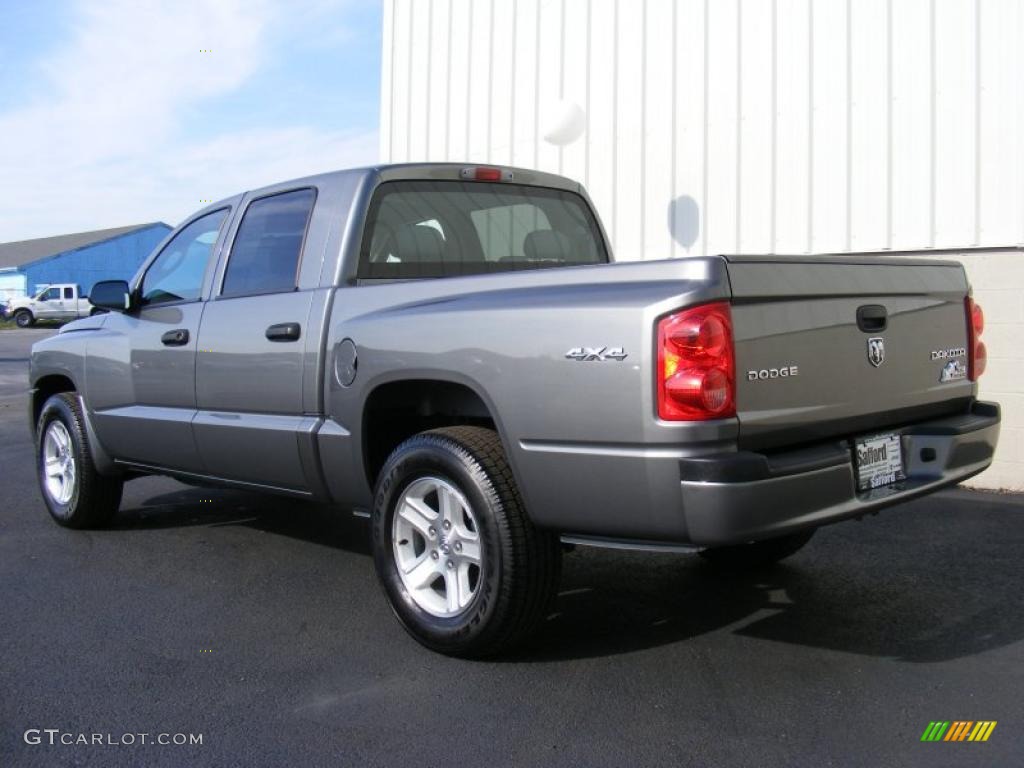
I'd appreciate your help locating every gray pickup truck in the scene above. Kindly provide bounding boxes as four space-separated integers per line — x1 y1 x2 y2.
29 163 1000 657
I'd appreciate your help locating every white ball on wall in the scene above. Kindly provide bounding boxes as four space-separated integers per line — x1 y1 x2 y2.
542 100 586 146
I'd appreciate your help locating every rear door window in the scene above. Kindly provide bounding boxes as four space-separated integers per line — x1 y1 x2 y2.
221 188 315 297
63 287 74 299
359 181 608 278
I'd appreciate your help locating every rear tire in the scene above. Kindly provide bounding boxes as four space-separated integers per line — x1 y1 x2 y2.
14 309 34 328
699 530 815 570
372 426 561 658
36 393 123 529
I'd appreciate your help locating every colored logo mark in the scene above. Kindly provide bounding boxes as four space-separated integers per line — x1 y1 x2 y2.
920 721 997 742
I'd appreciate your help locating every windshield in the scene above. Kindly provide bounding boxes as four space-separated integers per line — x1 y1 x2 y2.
359 181 608 279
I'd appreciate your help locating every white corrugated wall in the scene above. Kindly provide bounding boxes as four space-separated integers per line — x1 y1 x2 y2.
380 0 1024 490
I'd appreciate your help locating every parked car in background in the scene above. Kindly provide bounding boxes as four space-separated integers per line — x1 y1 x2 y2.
4 284 100 327
28 163 1000 657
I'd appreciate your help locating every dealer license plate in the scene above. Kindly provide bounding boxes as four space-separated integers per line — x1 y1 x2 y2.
854 433 906 491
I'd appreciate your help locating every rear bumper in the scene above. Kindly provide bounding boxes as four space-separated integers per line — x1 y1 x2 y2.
680 400 1001 546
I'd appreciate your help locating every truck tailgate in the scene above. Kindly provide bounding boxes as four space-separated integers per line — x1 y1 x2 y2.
725 255 973 450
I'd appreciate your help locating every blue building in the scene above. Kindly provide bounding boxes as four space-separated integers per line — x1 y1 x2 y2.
0 222 171 303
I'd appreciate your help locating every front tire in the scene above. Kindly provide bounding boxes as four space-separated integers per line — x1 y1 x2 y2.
14 309 34 327
699 530 815 570
372 426 561 658
36 393 123 529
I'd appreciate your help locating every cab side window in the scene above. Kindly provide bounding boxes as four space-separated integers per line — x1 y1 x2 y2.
63 287 74 299
220 188 315 298
43 288 60 301
140 209 228 306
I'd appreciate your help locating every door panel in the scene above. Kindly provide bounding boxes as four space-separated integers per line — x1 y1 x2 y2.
191 411 313 491
193 292 314 488
85 207 231 471
35 288 62 318
89 303 205 470
192 187 318 490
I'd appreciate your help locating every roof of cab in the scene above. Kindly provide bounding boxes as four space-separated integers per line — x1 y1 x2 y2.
245 162 583 200
180 163 586 231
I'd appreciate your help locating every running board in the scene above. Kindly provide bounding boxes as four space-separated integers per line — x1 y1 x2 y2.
559 535 700 554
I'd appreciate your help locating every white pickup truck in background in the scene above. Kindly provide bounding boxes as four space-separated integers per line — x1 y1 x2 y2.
3 284 100 327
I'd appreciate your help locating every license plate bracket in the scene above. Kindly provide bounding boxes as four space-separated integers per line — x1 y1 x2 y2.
854 432 906 491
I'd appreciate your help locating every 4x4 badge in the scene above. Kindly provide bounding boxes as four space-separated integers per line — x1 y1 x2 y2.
565 346 628 362
867 337 885 368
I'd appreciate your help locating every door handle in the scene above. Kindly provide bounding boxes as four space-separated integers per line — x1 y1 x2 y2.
161 329 190 346
265 322 301 342
856 305 888 333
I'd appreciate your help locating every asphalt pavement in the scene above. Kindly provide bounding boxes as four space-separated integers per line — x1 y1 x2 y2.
1 327 1022 767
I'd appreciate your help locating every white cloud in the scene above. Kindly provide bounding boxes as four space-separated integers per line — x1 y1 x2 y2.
0 0 377 240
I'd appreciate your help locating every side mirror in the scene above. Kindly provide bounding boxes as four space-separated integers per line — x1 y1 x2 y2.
89 280 134 312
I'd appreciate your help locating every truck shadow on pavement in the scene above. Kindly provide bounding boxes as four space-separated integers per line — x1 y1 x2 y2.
112 485 372 556
116 484 1023 664
529 492 1024 664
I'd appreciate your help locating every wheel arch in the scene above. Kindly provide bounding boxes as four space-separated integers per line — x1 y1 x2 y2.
31 374 77 434
31 374 118 475
361 376 519 493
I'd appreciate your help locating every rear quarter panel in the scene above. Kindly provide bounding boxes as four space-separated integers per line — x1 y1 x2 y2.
320 258 734 538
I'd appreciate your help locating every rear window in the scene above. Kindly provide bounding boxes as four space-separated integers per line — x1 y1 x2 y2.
358 181 608 279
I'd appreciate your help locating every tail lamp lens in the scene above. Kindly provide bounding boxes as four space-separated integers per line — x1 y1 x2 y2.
657 302 736 421
973 341 987 379
966 297 986 380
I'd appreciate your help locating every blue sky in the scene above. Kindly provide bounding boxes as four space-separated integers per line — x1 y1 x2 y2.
0 0 382 241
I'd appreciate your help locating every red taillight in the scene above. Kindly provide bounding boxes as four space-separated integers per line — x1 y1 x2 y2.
971 300 984 335
657 302 736 421
966 296 987 380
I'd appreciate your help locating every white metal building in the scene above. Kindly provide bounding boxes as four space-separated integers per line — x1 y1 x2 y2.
380 0 1023 490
